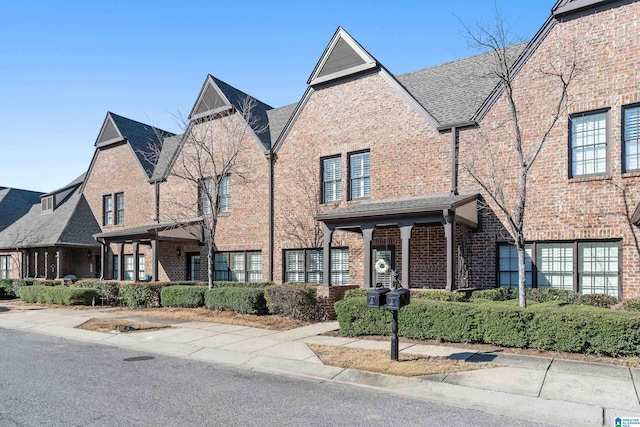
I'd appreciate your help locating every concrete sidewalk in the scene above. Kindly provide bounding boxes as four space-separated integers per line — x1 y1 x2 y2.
1 303 639 427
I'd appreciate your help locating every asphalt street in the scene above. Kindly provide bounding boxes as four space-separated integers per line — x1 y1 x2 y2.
0 328 551 427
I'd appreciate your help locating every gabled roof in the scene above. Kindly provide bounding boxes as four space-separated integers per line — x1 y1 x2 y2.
188 75 273 149
95 112 175 178
396 43 528 126
266 102 298 144
552 0 625 17
150 134 183 182
0 176 101 249
0 187 44 232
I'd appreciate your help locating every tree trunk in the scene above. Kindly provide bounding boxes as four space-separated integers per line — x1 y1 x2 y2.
517 242 527 308
207 244 213 290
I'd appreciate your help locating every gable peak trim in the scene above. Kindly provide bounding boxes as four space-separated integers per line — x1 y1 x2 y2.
307 27 378 86
189 75 233 121
94 112 124 147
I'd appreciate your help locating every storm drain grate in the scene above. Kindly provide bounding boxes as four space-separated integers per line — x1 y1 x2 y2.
123 356 155 362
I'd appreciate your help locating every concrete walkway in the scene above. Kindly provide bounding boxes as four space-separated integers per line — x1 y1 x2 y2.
1 303 639 427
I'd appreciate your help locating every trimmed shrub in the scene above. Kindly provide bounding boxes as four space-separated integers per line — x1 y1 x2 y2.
334 297 640 356
33 279 65 287
212 281 273 289
119 283 167 308
74 279 120 305
264 284 317 320
526 288 579 304
471 287 517 302
344 289 368 299
622 298 640 311
204 287 267 314
19 286 97 305
0 279 13 298
12 278 34 298
161 286 206 308
576 293 618 308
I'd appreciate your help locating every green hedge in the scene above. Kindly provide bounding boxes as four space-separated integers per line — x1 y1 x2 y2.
119 283 167 308
335 298 640 357
622 298 640 311
204 288 267 314
161 286 206 308
19 286 98 305
33 279 65 287
0 279 13 299
264 284 317 320
11 278 34 298
74 279 120 304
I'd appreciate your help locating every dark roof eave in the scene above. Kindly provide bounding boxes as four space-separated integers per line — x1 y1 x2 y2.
437 121 478 132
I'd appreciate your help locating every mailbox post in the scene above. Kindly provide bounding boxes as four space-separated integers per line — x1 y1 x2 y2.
366 270 410 361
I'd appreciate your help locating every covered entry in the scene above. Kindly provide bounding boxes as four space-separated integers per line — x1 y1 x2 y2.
316 193 479 289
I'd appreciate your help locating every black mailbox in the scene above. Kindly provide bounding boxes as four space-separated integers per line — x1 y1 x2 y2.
367 288 391 308
386 288 410 310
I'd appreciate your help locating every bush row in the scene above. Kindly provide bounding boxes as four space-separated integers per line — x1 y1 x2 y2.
335 297 640 357
0 279 13 299
19 286 98 305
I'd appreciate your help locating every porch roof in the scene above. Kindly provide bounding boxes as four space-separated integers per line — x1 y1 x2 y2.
316 192 479 226
94 220 202 243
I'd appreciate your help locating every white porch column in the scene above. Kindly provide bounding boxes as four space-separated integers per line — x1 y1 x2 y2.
56 249 61 279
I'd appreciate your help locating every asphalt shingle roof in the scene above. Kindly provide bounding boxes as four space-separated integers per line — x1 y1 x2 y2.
396 43 528 126
109 113 175 178
150 134 183 182
266 102 298 144
0 187 44 232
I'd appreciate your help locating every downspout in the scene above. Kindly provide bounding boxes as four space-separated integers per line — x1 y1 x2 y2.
268 150 276 282
154 181 160 223
450 126 459 196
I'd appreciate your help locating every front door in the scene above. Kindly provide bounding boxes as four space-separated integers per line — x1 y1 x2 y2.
372 245 395 287
187 253 201 281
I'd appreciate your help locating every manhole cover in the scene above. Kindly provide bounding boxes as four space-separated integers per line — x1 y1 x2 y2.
123 356 155 362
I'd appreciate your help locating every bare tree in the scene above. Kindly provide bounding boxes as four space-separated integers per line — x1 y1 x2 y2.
460 11 579 307
146 97 267 289
280 161 323 248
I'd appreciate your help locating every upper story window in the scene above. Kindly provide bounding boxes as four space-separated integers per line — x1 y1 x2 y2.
115 193 124 225
321 156 341 203
623 105 640 172
570 110 608 177
41 196 53 212
199 178 213 215
217 175 231 213
103 195 113 226
349 151 370 200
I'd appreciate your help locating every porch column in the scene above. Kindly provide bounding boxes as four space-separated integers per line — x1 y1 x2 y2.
399 223 413 289
100 243 106 280
56 249 61 279
44 251 49 279
133 242 139 281
151 239 158 282
34 252 38 278
322 223 334 287
362 226 374 288
444 209 456 292
117 243 124 281
22 250 28 279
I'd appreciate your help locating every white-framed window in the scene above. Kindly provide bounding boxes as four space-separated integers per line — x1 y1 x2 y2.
537 243 574 291
124 255 134 280
570 111 608 177
349 151 370 200
283 248 349 284
498 244 533 288
214 251 262 282
41 196 53 212
217 175 231 213
103 195 113 225
579 242 619 297
322 156 341 203
330 248 349 285
138 254 145 281
115 193 124 225
623 105 640 172
199 178 213 215
0 255 11 279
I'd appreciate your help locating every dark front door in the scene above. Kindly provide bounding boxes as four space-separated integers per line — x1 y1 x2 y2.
187 253 201 281
95 255 101 278
372 245 395 287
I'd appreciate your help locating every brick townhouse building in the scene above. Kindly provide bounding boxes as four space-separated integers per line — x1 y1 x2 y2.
1 0 639 300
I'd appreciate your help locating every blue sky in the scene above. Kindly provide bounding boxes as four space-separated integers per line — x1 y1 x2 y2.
0 0 553 192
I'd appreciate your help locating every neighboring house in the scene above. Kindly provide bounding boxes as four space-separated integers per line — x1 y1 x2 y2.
4 0 639 300
0 174 101 279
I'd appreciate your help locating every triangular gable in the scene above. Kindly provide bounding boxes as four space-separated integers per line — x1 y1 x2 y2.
189 75 233 121
95 112 124 147
307 27 377 86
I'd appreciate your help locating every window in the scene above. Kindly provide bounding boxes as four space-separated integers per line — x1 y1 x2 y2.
349 151 370 200
113 255 119 280
498 244 533 288
217 175 231 213
103 195 113 225
115 193 124 225
579 242 619 297
0 255 11 279
138 255 145 281
322 156 341 203
214 251 262 282
537 243 574 290
124 255 134 280
41 196 53 212
570 111 608 177
283 248 349 284
623 105 640 172
199 178 212 215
